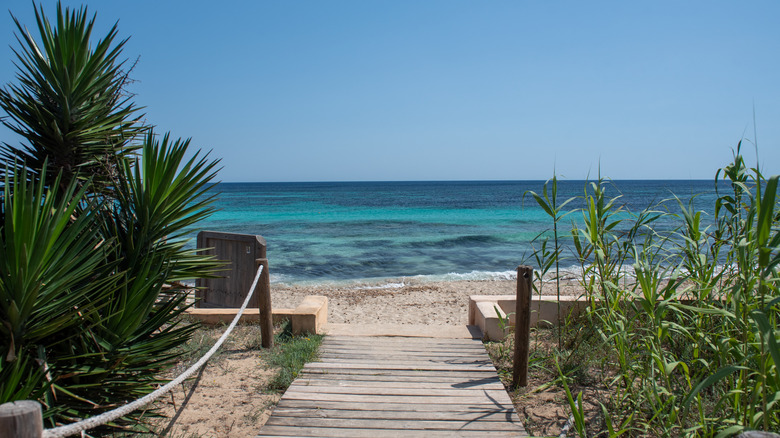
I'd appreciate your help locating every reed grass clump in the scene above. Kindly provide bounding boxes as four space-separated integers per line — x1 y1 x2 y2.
529 143 779 436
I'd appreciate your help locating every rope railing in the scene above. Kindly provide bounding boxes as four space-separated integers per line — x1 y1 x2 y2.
39 264 265 438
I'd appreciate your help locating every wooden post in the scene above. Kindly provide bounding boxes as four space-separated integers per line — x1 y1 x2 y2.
737 433 780 438
512 265 533 389
0 400 43 438
256 257 274 348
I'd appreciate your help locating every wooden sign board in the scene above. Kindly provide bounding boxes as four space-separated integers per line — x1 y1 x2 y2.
195 231 267 308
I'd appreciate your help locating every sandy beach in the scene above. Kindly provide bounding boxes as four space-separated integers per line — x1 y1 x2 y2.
271 277 583 325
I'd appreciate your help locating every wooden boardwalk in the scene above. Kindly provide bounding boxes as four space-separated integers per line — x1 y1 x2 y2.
257 335 528 437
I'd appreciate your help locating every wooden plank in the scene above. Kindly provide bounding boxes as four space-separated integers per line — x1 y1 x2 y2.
318 347 489 354
256 425 520 437
264 416 524 431
284 385 512 398
319 347 488 355
321 340 486 350
278 392 514 404
315 358 493 366
320 339 486 348
303 362 497 372
297 371 501 380
321 338 485 345
291 378 504 389
318 348 489 356
300 362 497 379
316 355 490 363
274 399 516 412
299 371 500 381
286 386 507 395
320 347 485 357
317 350 488 357
320 339 485 348
318 335 482 345
269 407 519 422
308 357 493 368
292 383 505 392
318 351 490 359
315 359 494 367
294 378 504 389
319 342 486 351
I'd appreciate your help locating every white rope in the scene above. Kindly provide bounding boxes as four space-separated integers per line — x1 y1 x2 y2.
43 265 265 438
558 414 575 438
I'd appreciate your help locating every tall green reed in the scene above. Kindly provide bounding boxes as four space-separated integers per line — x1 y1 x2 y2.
526 175 575 348
529 143 779 436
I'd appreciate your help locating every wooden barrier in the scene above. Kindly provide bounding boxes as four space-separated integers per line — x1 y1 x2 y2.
196 231 267 308
196 231 273 348
512 265 533 389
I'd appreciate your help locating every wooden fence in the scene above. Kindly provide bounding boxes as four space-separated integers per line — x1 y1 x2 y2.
195 231 267 308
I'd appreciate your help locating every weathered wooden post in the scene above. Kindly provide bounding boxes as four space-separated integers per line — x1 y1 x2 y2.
0 400 43 438
256 256 274 348
512 265 533 389
737 432 780 438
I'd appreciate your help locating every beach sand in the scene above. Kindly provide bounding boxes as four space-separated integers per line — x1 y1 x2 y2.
271 277 583 325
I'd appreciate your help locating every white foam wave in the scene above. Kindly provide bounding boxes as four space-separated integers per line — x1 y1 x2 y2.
420 270 518 282
357 281 407 290
194 263 736 290
270 273 292 284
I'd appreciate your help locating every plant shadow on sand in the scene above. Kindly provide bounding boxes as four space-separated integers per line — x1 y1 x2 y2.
127 322 321 438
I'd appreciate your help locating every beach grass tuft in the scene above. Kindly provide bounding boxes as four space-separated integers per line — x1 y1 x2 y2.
266 321 323 392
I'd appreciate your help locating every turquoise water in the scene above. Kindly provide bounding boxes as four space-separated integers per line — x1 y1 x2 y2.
187 180 722 284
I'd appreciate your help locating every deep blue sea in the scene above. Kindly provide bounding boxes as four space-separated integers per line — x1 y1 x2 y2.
187 180 724 285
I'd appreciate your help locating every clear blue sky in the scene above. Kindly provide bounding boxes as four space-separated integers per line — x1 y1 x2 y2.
1 1 778 182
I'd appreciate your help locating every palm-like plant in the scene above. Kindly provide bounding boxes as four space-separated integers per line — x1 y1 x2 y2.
0 166 109 405
0 2 222 432
0 2 144 195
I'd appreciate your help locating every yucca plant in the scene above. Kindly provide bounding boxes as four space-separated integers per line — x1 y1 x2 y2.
0 1 144 195
0 165 110 405
0 2 222 433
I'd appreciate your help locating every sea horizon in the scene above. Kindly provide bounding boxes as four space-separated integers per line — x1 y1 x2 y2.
216 178 719 184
